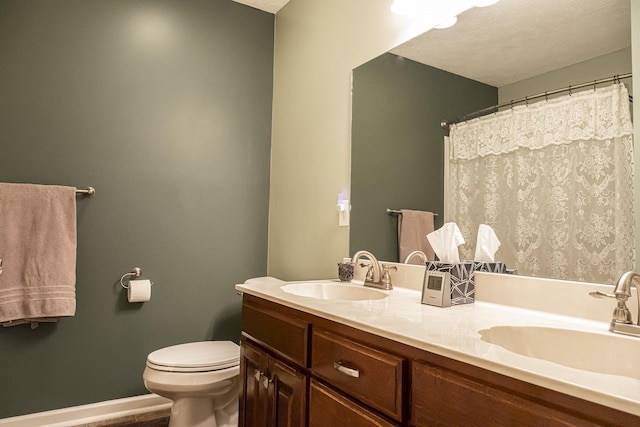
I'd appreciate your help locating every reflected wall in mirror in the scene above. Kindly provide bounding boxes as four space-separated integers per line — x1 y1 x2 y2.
349 0 632 281
350 53 496 262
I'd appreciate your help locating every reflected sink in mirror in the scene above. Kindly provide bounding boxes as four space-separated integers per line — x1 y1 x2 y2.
281 282 388 301
479 326 640 379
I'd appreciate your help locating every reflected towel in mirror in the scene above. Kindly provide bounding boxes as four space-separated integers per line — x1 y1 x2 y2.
398 210 435 263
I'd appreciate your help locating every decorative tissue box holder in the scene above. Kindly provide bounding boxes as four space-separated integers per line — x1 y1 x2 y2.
425 261 475 306
473 261 507 274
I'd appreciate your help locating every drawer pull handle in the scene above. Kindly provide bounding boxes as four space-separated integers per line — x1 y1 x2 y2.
333 361 360 378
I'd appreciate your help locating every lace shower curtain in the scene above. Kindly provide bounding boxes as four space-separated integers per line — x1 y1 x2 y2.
448 83 634 283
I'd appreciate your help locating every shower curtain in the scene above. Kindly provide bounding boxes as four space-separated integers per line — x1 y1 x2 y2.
448 83 634 283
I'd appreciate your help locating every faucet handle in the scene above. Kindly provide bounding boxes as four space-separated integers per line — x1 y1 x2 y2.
360 262 374 281
589 290 616 299
381 264 397 289
590 291 633 324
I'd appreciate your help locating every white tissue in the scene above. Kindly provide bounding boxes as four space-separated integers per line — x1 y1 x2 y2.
474 224 501 262
128 279 151 303
426 222 465 263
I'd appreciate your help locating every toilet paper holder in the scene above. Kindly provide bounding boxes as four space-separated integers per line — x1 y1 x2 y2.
120 267 152 289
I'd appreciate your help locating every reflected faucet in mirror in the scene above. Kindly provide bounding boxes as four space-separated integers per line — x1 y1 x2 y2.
590 271 640 338
403 250 427 265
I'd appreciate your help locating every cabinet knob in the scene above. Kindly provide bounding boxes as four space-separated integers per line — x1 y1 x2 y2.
333 361 360 378
254 369 272 389
261 374 272 389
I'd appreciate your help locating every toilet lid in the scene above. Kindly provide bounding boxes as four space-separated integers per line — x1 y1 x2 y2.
147 341 240 372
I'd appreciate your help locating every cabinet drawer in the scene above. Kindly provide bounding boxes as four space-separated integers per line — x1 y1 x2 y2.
242 298 310 367
309 380 399 427
311 329 405 421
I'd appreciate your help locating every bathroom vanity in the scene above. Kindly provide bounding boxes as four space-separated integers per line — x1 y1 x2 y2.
236 274 640 426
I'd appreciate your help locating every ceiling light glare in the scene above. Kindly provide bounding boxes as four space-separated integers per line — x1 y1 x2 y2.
391 0 428 15
475 0 500 7
434 15 458 29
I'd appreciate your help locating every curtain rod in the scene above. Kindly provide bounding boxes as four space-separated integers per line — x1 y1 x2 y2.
441 73 633 129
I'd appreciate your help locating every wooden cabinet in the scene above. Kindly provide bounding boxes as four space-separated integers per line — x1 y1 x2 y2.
240 294 640 427
410 360 588 426
241 296 310 367
240 296 308 427
240 295 400 427
409 358 640 427
239 340 307 427
311 329 404 422
239 341 269 427
270 358 307 427
309 380 399 427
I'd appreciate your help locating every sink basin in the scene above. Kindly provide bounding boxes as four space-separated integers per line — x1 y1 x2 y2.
281 282 388 301
478 326 640 379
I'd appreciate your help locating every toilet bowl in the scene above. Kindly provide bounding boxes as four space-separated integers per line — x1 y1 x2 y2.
143 341 240 427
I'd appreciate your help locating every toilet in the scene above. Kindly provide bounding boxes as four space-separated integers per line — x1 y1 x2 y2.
143 341 240 427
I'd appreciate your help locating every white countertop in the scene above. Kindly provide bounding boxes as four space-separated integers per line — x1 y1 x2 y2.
236 275 640 417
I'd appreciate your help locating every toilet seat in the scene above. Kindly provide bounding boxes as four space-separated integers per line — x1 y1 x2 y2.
146 341 240 373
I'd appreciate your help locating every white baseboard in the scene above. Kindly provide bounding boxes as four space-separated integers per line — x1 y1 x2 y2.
0 394 172 427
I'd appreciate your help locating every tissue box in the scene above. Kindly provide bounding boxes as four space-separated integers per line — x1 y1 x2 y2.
473 262 507 274
425 261 475 305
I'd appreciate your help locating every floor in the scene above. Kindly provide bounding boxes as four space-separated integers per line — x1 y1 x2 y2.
75 409 170 427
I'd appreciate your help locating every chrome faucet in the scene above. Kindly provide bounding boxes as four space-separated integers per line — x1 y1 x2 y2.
352 250 381 283
351 250 395 290
403 250 427 265
590 270 640 337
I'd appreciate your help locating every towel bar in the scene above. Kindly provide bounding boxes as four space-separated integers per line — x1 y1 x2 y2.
387 208 438 216
76 187 95 196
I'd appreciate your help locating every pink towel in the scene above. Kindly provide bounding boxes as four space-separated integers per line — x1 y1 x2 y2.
398 210 435 263
0 183 77 327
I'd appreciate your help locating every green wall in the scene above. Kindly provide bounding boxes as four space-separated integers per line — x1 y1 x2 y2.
0 0 274 418
350 53 497 262
499 48 632 102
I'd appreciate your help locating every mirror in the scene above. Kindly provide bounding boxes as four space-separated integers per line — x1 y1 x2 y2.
350 0 632 280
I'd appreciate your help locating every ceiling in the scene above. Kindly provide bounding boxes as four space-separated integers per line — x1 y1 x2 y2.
233 0 631 87
391 0 631 87
232 0 289 14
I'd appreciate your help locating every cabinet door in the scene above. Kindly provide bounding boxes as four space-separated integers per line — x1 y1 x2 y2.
309 380 399 427
240 341 270 427
270 358 308 427
410 360 588 427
